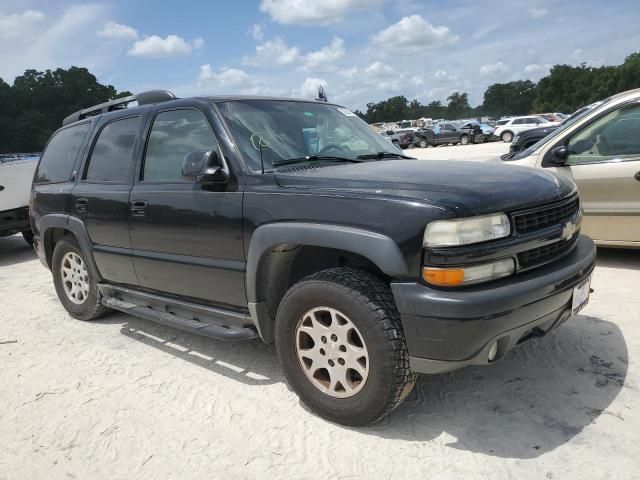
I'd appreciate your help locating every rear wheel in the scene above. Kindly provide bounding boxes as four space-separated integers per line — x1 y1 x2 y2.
501 131 514 143
52 238 111 321
275 268 416 426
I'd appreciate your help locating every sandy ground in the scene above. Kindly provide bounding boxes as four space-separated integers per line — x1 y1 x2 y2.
1 141 639 479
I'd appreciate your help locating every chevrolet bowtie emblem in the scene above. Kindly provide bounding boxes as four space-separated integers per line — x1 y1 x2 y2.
561 221 577 241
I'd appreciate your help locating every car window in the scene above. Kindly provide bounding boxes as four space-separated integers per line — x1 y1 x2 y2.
85 117 140 182
144 109 218 182
34 123 90 184
567 103 640 165
512 119 524 125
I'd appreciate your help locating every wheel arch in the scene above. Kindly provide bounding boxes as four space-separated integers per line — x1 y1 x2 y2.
39 214 102 281
246 223 408 343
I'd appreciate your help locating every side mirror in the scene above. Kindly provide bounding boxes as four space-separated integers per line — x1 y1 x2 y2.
549 145 569 165
182 150 229 184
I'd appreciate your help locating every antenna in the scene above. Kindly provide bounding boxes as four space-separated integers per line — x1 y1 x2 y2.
316 85 328 102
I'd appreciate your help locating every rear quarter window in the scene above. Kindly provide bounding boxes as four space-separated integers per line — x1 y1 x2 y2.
34 123 91 184
85 117 140 183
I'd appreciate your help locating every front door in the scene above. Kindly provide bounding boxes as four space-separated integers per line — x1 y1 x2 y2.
129 107 246 308
551 102 640 243
72 115 142 285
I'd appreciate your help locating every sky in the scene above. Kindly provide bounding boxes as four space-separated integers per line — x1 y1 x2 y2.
1 0 639 110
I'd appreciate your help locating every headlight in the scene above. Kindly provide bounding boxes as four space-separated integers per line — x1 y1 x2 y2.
422 258 515 286
424 213 510 247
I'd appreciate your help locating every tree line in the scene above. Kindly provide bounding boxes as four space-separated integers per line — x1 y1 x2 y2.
1 52 640 153
0 67 130 154
356 52 640 124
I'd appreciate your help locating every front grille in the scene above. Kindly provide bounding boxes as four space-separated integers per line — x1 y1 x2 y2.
518 237 577 269
513 197 579 234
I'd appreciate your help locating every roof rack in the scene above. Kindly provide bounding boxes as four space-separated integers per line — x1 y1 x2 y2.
62 89 176 126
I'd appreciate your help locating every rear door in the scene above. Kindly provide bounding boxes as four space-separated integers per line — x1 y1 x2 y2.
71 114 144 285
548 102 640 244
128 106 246 308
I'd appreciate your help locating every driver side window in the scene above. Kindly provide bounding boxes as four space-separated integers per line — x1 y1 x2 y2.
567 103 640 165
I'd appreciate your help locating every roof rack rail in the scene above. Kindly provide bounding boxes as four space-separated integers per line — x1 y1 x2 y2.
62 89 176 126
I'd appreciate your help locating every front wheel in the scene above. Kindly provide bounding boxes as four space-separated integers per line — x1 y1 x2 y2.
460 135 469 145
418 139 428 148
275 268 416 426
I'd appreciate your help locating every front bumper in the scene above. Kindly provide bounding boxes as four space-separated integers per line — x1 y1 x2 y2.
391 235 596 374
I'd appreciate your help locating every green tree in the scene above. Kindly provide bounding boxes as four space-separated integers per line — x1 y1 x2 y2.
0 66 130 153
482 80 537 117
446 92 472 119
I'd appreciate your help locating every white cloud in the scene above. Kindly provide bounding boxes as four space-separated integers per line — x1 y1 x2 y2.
472 24 498 40
247 24 264 41
242 37 300 67
338 67 358 79
527 7 549 19
479 61 510 77
197 65 251 88
293 77 328 98
371 15 458 52
128 35 204 58
364 61 394 77
572 48 584 57
524 63 543 74
0 9 44 39
301 37 345 72
260 0 381 25
97 21 138 40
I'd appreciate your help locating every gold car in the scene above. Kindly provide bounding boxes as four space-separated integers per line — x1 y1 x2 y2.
503 89 640 248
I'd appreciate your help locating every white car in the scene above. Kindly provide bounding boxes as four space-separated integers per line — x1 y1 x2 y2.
499 89 640 248
494 116 559 143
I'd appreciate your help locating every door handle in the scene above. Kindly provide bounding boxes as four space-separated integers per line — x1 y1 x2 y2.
130 200 148 217
635 171 640 182
75 198 88 213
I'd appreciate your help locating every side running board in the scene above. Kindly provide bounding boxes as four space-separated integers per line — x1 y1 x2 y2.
102 296 258 342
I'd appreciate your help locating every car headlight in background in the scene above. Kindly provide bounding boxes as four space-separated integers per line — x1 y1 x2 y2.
423 213 511 247
422 258 515 286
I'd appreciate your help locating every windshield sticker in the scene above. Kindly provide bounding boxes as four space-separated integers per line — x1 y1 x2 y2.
337 107 356 117
304 111 315 117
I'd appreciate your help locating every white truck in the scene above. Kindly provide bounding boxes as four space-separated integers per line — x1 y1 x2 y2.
0 154 39 245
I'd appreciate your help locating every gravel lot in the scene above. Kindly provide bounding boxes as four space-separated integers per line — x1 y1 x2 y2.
1 141 638 479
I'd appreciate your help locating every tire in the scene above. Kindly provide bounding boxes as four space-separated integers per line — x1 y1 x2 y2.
501 131 514 143
51 237 111 321
418 139 428 148
275 267 416 426
460 135 469 145
22 230 34 246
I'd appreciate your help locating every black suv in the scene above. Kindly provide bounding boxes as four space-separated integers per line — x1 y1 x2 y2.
30 90 596 426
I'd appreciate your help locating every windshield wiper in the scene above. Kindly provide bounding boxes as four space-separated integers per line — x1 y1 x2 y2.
356 152 413 160
272 155 363 167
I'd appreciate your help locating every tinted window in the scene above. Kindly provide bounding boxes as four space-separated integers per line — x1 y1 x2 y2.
34 123 90 183
567 103 640 165
512 119 524 125
144 109 218 181
85 117 140 182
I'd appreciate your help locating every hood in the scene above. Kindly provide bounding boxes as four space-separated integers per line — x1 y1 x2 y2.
274 160 576 217
519 125 559 138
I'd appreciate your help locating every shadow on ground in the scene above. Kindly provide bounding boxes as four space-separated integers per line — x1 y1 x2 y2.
596 247 640 270
369 315 628 458
0 235 36 268
117 314 281 386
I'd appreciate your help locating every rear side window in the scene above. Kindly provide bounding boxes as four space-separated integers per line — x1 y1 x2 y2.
34 123 90 184
85 117 140 182
143 109 218 181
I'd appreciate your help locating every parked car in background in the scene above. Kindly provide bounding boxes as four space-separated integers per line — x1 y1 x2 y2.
501 88 640 248
494 116 559 143
505 103 602 157
0 154 39 245
534 113 567 123
414 122 475 147
462 122 494 136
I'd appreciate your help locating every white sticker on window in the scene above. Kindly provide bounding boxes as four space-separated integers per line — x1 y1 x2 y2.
337 107 356 117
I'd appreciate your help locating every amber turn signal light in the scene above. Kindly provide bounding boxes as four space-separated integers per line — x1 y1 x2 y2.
422 267 465 286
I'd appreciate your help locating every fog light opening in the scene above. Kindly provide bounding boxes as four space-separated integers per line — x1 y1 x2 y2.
488 341 498 362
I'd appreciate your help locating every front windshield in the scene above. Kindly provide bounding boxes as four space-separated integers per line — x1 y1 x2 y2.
511 101 605 160
216 100 403 171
